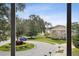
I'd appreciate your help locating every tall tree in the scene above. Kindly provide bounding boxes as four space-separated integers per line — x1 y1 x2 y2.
0 3 26 42
0 19 9 42
72 22 79 48
17 15 46 38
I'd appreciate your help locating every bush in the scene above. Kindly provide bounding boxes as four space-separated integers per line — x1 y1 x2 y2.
44 32 49 38
16 42 34 51
0 43 11 51
73 48 79 56
73 35 79 48
0 42 34 51
16 41 23 45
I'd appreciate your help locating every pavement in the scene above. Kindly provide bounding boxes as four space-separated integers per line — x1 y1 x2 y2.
0 40 67 56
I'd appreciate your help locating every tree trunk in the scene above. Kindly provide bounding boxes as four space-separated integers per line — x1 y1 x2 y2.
17 36 19 41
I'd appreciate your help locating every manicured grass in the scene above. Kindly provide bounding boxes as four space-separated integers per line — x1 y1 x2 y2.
0 42 34 51
0 43 10 51
34 36 66 44
72 48 79 56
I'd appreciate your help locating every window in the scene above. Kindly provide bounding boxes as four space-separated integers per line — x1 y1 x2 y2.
0 3 72 56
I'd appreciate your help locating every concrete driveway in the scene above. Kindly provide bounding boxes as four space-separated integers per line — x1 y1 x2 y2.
0 40 66 56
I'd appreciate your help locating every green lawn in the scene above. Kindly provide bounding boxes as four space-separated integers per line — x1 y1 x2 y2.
33 36 66 44
0 42 34 51
72 48 79 56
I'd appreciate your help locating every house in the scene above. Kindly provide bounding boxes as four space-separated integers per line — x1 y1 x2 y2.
45 25 67 39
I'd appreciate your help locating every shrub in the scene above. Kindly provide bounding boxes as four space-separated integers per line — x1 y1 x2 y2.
0 42 34 51
16 41 23 45
44 32 49 38
73 35 79 48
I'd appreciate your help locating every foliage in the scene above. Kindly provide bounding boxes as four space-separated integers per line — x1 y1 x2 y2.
16 42 34 51
44 32 49 38
0 3 25 20
28 15 45 34
0 4 10 19
34 36 66 44
72 22 79 48
16 41 23 45
0 42 34 51
72 22 79 32
45 21 52 28
73 35 79 48
16 4 25 12
0 43 10 51
27 32 37 39
73 48 79 56
0 4 25 42
16 15 46 39
16 17 24 40
0 19 10 42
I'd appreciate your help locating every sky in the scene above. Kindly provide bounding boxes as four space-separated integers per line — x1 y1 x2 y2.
16 3 79 26
72 3 79 23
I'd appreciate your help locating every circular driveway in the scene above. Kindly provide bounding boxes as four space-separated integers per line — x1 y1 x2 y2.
0 40 66 56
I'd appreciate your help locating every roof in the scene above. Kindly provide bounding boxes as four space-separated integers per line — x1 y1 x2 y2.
51 25 66 30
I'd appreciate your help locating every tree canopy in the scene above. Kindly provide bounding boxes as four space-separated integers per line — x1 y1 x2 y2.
72 22 79 48
0 3 25 42
16 15 46 39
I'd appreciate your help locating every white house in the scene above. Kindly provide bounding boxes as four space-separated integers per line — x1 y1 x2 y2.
45 25 67 39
